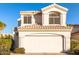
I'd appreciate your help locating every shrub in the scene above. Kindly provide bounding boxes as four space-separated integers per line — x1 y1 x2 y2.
0 46 10 55
4 34 8 39
0 39 12 55
14 48 25 54
0 34 13 39
73 45 79 55
71 40 79 51
0 34 13 55
10 39 15 51
7 34 13 39
66 39 79 54
0 34 4 39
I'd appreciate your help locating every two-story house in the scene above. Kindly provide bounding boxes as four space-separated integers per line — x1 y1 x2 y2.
14 3 72 54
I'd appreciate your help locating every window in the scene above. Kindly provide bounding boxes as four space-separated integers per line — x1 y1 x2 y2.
49 11 60 24
18 20 21 26
24 16 31 24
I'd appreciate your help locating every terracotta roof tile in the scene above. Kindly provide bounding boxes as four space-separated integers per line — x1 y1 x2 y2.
18 25 72 32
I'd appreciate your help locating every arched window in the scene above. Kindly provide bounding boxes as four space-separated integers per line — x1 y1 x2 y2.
49 11 60 24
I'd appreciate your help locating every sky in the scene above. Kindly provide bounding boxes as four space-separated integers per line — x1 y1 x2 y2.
0 3 79 34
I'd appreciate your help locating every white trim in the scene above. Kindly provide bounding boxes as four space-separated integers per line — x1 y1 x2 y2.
41 3 68 12
20 11 41 14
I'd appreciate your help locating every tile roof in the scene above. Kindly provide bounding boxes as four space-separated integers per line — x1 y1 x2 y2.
72 30 79 34
17 25 72 32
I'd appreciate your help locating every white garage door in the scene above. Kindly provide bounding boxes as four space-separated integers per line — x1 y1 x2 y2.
20 33 63 53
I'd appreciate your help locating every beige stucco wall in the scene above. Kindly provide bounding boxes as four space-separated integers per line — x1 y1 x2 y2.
20 13 42 26
19 6 67 26
34 13 42 25
16 4 70 54
18 4 68 27
18 31 71 53
42 7 67 26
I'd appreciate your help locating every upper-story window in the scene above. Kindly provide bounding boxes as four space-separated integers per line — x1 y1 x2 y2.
24 16 31 24
18 20 21 26
49 11 60 24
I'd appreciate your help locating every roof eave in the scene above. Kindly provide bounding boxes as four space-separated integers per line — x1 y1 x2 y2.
41 3 68 12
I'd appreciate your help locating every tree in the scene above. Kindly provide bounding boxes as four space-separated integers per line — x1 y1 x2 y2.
0 21 6 31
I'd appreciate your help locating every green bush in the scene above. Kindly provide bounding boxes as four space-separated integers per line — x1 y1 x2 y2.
0 39 12 55
73 45 79 55
0 34 4 39
0 34 13 55
69 39 79 54
71 40 79 51
0 34 13 39
14 48 25 54
0 46 10 55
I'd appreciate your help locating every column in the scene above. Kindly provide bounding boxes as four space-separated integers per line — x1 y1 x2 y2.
60 13 67 26
21 15 24 26
32 15 35 24
42 13 49 25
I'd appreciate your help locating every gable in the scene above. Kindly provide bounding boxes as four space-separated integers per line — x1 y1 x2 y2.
41 4 68 13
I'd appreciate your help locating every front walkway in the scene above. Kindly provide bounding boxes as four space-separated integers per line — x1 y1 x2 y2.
10 53 68 55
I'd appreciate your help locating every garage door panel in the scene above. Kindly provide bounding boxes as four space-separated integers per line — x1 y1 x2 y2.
20 35 62 53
